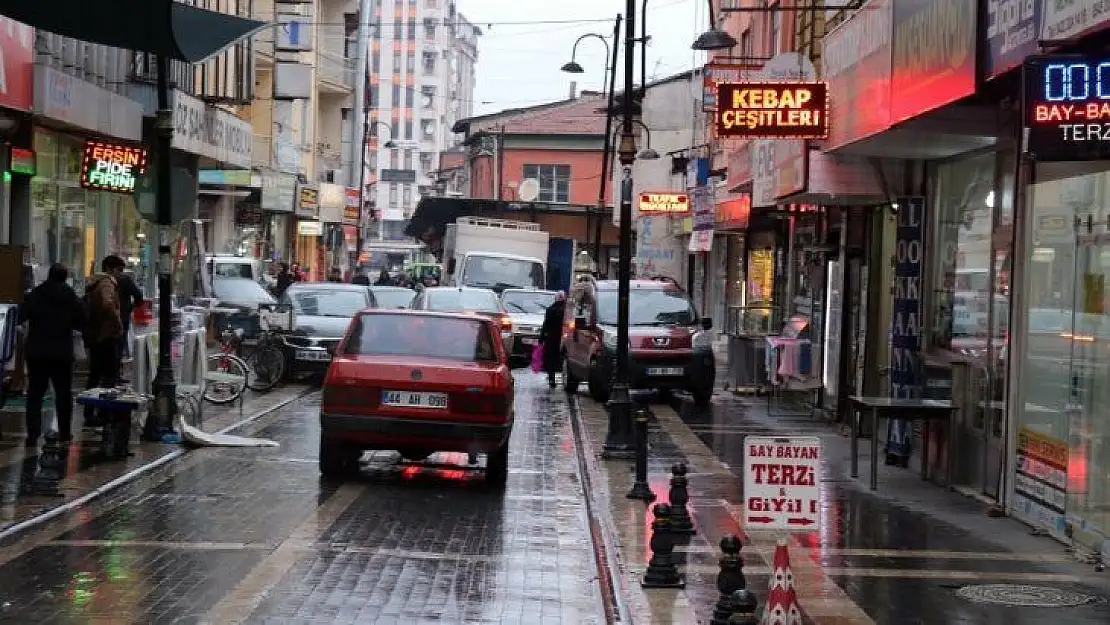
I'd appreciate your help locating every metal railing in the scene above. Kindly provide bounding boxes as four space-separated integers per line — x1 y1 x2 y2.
317 51 353 88
726 305 783 337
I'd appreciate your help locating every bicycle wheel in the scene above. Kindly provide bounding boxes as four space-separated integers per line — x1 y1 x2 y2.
204 353 249 405
244 345 285 392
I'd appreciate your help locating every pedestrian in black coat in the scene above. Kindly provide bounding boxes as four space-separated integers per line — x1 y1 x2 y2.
538 291 567 388
18 263 85 445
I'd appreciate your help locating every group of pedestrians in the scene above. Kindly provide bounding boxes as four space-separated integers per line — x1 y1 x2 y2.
18 256 142 446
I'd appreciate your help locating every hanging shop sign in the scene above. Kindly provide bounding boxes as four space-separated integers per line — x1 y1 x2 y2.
79 140 147 194
296 183 320 219
891 0 978 123
715 82 829 139
822 0 893 150
1041 0 1110 42
0 17 33 111
8 146 35 176
984 0 1040 80
1024 54 1110 161
172 90 252 168
318 182 346 223
743 436 822 531
716 194 751 230
638 192 690 215
260 171 296 212
344 187 361 225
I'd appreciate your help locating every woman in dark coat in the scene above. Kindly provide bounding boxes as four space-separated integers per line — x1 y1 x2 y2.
537 291 567 388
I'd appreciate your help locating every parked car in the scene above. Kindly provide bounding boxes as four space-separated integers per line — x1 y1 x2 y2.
409 286 514 351
280 283 377 378
368 285 417 309
208 277 277 338
562 278 714 405
319 310 514 486
499 288 558 364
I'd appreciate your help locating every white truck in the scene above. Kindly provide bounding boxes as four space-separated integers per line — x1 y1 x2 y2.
442 217 550 293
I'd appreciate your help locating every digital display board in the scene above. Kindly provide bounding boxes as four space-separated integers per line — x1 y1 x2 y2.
1024 55 1110 161
715 82 829 139
638 192 690 215
80 140 147 193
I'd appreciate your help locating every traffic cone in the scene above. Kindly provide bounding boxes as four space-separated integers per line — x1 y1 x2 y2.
760 539 802 625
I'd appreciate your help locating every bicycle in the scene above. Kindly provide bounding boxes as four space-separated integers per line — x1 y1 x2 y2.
204 327 250 405
241 327 286 392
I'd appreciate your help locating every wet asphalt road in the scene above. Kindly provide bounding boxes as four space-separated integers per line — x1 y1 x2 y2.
0 373 603 625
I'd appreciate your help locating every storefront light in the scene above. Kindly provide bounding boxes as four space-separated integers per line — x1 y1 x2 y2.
985 190 995 208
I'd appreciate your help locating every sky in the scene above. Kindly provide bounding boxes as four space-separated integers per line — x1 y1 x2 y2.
454 0 710 116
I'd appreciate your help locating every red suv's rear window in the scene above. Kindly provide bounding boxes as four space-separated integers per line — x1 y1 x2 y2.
342 313 498 361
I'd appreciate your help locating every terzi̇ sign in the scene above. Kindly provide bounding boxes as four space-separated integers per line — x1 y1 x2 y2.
80 140 148 193
1024 54 1110 161
638 192 690 215
715 82 829 139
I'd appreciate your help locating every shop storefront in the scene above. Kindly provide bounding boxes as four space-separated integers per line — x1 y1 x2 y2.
28 65 148 292
198 169 257 256
294 182 321 280
318 182 347 278
260 169 296 262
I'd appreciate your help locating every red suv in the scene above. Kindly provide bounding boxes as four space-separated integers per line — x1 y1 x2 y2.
561 278 715 405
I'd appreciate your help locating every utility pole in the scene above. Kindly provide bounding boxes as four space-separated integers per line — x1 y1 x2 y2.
350 0 373 271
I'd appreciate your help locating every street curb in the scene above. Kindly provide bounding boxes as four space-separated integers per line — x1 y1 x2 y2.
565 393 633 625
0 387 315 543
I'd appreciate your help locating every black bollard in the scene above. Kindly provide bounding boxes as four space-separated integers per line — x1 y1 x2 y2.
710 534 747 625
626 404 655 501
32 431 66 497
666 462 695 535
641 503 685 589
727 589 759 624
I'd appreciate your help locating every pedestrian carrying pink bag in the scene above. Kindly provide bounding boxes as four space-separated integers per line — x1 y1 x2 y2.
530 343 545 373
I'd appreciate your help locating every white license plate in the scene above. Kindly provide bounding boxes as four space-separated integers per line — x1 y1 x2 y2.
382 390 449 409
646 367 684 376
521 337 537 345
295 350 331 362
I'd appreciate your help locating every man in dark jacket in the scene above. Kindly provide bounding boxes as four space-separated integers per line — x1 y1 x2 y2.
538 291 567 388
375 269 392 286
83 256 126 427
274 262 295 298
116 271 143 359
19 263 85 445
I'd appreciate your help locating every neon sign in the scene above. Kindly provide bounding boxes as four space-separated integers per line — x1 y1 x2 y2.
79 140 147 193
1024 55 1110 161
715 82 829 139
638 192 690 215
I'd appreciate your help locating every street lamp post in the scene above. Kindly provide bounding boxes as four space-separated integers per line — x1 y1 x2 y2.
355 118 396 270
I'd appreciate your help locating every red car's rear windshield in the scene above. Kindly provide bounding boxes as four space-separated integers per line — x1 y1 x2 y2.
342 313 498 361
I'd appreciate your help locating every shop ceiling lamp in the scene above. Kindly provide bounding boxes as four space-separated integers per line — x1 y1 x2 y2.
692 0 738 50
985 190 996 208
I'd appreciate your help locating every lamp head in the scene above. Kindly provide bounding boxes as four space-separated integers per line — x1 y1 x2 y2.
691 28 738 51
561 60 585 74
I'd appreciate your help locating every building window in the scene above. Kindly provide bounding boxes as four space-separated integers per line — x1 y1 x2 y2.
403 148 413 169
391 84 400 106
393 22 402 41
390 149 399 168
522 164 571 203
740 29 752 59
769 5 781 55
371 50 380 71
388 183 399 206
369 84 379 106
407 20 416 40
420 84 436 108
406 52 415 74
419 151 434 171
424 18 437 40
406 86 414 107
420 119 436 139
404 119 414 139
369 151 378 170
425 0 436 7
391 121 400 143
402 184 412 206
422 51 436 75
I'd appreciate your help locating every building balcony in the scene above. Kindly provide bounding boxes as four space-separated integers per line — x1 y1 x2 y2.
317 50 353 93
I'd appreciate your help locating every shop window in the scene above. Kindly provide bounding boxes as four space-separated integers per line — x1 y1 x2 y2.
522 164 571 203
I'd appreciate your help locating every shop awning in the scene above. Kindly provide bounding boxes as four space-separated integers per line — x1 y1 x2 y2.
0 1 268 63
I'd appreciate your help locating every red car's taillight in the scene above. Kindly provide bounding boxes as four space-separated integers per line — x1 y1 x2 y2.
322 385 380 410
451 393 509 416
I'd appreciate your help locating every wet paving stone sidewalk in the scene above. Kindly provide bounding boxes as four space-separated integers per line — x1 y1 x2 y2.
568 386 1110 624
0 373 607 625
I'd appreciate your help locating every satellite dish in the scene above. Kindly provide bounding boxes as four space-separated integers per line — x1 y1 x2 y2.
518 178 540 202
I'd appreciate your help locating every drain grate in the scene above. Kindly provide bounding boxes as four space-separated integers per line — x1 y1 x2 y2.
955 584 1100 608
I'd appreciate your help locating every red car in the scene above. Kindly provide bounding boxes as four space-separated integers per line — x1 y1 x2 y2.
319 309 515 486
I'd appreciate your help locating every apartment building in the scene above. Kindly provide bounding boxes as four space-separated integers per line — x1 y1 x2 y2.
363 0 480 259
0 5 254 296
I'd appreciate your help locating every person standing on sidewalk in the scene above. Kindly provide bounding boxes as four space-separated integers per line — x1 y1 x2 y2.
538 290 567 388
116 269 143 361
83 256 125 427
18 263 85 446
